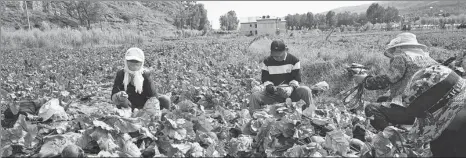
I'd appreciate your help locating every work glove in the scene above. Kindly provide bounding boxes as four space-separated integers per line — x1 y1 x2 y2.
353 73 368 84
265 84 276 95
289 80 299 88
346 63 368 76
276 86 293 98
112 91 131 109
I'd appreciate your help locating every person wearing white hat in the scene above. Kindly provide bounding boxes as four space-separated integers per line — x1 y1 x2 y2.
403 65 466 157
111 47 171 113
354 32 466 156
353 32 438 130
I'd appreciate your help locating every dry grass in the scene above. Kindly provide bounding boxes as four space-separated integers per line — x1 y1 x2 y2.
1 27 147 48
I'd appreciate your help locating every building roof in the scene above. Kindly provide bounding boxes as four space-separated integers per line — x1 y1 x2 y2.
240 16 286 24
256 18 286 22
240 21 257 24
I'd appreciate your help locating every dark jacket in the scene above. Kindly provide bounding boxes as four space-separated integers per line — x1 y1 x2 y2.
111 69 157 109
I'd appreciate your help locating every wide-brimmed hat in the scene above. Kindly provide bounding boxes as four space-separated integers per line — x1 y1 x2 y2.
385 32 427 52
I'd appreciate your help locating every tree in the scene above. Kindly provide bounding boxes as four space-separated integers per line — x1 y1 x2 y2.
285 14 292 29
383 6 400 23
299 14 307 30
326 11 336 28
219 10 239 30
314 13 326 29
173 2 209 30
292 14 300 29
63 1 108 29
336 11 355 27
306 12 314 29
366 3 385 24
356 12 368 26
188 3 208 30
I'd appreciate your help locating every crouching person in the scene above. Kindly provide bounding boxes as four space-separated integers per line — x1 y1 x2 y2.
248 40 314 115
111 47 171 115
358 64 466 157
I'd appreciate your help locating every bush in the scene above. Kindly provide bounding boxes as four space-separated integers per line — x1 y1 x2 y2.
385 22 394 31
340 25 347 32
373 23 383 30
360 22 373 32
457 23 466 29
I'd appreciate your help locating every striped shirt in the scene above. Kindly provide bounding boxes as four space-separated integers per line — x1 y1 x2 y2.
261 53 301 86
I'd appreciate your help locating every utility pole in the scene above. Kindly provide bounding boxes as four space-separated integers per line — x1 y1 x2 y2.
26 1 31 30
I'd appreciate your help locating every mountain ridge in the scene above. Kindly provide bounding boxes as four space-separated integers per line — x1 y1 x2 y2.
327 1 466 17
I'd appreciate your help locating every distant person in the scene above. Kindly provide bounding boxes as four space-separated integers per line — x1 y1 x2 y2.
111 47 171 113
248 40 314 115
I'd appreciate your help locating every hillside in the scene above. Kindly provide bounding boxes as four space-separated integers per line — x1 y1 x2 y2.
329 1 466 17
1 1 183 34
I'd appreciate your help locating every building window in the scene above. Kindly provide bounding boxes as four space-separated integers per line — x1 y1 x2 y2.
255 30 257 34
250 31 253 35
255 24 257 28
250 24 252 27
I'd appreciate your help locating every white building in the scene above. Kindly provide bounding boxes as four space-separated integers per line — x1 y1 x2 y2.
240 16 286 36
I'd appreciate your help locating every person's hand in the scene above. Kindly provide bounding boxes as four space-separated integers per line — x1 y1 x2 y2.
265 84 276 94
353 73 368 84
289 80 299 88
276 86 293 98
112 91 130 108
114 91 128 100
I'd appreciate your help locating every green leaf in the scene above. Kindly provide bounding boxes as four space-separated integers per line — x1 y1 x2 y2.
118 137 141 157
294 124 314 139
2 115 27 145
1 145 12 157
325 130 350 155
372 132 395 157
193 115 213 133
90 128 118 151
171 143 192 155
36 135 71 157
283 144 307 157
77 129 93 149
17 114 38 148
100 115 142 133
97 150 119 157
228 135 253 155
189 142 205 157
92 120 114 131
206 144 219 157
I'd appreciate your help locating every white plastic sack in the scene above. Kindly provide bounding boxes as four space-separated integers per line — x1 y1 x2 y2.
311 81 329 92
38 99 68 121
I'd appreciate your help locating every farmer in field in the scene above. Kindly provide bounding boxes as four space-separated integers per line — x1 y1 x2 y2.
248 40 314 114
353 32 438 128
111 47 171 113
354 33 466 156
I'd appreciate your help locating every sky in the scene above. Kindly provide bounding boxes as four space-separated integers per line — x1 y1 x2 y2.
198 1 374 29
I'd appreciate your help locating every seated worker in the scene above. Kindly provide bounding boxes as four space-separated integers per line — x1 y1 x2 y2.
248 40 314 115
111 47 171 113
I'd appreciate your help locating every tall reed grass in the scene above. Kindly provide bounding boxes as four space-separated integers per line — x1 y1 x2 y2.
1 27 146 48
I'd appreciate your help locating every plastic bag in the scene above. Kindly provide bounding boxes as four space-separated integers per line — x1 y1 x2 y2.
38 99 68 121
